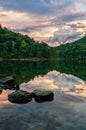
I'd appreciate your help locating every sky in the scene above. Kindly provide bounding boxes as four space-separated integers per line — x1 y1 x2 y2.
0 0 86 46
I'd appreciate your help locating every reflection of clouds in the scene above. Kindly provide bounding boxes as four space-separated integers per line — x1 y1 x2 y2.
74 103 86 116
20 75 57 92
21 70 86 97
0 90 12 105
0 71 86 129
47 71 86 97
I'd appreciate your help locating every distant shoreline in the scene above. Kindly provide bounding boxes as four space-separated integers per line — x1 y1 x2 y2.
0 57 48 61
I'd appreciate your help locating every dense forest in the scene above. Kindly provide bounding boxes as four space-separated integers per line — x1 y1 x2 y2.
0 25 57 59
0 25 86 61
56 37 86 61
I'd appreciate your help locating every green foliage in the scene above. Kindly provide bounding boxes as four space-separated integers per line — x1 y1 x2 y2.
0 25 57 59
0 60 85 83
0 24 86 61
56 37 86 61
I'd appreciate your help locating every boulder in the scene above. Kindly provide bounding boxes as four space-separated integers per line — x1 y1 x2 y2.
0 83 4 88
0 88 3 94
0 76 15 85
3 84 20 90
8 90 32 104
31 89 54 103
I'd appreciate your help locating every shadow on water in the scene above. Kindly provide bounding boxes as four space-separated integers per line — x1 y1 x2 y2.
0 59 86 84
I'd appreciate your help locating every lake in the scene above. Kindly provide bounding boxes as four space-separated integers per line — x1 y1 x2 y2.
0 60 86 130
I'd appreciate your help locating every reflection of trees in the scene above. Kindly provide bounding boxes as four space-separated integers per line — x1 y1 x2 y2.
0 61 52 84
0 60 85 84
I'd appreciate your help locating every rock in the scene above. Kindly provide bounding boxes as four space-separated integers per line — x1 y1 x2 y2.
31 89 54 103
8 90 32 104
15 84 20 90
0 83 4 88
0 88 3 94
3 84 20 90
0 76 15 85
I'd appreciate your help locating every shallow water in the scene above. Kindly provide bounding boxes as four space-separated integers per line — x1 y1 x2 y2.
0 69 86 130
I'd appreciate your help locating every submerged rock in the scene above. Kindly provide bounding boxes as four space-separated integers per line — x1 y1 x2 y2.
8 90 32 104
0 76 15 85
31 89 54 103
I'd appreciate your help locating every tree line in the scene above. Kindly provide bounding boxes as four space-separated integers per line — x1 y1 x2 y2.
56 37 86 61
0 25 57 59
0 25 86 61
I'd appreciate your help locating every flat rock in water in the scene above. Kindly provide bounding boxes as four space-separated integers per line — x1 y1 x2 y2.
8 90 32 104
31 89 54 103
0 76 15 85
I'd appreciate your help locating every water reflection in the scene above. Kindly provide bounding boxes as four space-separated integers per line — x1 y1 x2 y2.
21 70 86 98
0 88 3 94
0 70 86 130
0 90 13 105
0 60 86 83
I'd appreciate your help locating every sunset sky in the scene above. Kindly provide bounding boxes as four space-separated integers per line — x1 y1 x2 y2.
0 0 86 46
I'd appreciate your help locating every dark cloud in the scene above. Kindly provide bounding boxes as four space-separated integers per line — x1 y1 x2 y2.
0 0 53 15
68 23 86 29
77 23 86 28
0 14 7 17
12 27 41 33
0 0 75 17
0 1 85 24
0 0 85 22
61 13 86 22
0 0 86 45
51 13 86 25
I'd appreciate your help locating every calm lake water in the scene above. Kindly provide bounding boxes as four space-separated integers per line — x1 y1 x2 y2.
0 60 86 130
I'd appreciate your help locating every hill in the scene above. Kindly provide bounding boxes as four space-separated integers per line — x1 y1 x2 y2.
56 36 86 61
0 25 86 61
0 25 56 59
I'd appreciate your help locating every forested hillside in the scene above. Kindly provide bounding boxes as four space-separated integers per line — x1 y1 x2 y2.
0 25 56 59
56 37 86 60
0 25 86 61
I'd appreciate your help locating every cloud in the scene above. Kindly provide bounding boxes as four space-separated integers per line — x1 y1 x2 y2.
0 0 53 16
0 0 86 45
12 27 41 33
43 0 74 8
0 14 7 17
0 0 75 17
76 23 86 28
49 27 83 44
61 13 86 22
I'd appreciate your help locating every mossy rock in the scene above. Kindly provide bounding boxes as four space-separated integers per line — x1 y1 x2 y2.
8 90 32 104
31 89 54 103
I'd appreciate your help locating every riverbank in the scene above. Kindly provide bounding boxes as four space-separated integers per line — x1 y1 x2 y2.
0 57 47 62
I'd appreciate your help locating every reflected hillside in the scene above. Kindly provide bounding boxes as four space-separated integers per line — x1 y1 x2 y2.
0 60 86 84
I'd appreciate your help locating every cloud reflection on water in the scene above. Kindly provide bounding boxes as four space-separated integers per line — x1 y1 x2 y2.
21 70 86 98
0 70 86 105
0 70 86 130
0 90 12 105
